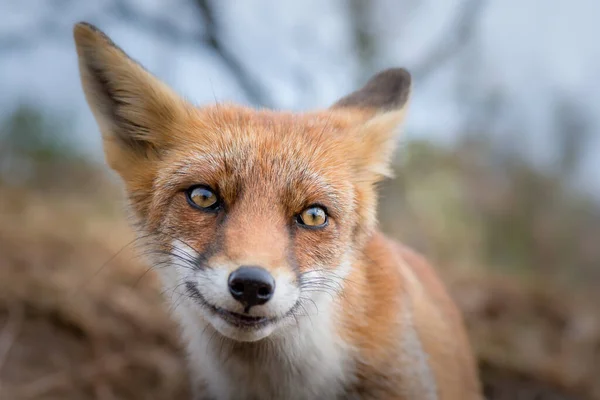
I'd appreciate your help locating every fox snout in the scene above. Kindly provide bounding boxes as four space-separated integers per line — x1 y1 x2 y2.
182 257 301 341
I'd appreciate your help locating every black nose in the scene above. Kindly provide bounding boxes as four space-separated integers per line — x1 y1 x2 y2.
228 266 275 309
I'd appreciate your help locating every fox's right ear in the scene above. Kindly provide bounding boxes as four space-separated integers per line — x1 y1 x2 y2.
331 68 412 181
73 22 190 172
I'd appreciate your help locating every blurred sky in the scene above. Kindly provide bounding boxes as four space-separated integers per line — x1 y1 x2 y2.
1 0 599 194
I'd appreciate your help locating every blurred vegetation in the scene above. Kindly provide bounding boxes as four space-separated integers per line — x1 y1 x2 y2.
0 105 106 192
380 136 600 288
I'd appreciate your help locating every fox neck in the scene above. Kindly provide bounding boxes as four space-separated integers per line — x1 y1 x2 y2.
165 253 359 400
175 277 355 400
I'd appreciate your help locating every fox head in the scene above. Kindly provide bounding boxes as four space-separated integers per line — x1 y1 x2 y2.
74 23 411 342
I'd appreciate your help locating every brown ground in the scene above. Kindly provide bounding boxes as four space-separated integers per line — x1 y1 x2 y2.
1 177 599 400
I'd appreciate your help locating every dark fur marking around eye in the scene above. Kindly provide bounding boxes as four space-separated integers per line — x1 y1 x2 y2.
286 228 301 279
192 224 226 270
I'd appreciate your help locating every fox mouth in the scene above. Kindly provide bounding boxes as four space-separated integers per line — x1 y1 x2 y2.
214 308 271 328
185 281 293 329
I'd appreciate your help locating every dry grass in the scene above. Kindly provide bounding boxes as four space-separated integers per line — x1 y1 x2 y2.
0 181 188 399
451 273 600 399
0 169 598 399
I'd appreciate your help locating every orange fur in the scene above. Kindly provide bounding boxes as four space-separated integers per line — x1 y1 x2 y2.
74 22 482 400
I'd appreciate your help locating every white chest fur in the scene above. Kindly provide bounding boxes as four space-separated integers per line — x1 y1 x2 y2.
173 297 355 400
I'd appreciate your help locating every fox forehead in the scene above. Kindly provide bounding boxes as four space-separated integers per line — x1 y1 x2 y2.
167 104 362 167
153 105 359 211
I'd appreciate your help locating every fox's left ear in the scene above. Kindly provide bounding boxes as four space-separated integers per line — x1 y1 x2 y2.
73 22 190 175
331 68 411 180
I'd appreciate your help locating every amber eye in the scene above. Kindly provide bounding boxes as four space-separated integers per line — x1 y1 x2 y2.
186 186 220 211
297 206 328 228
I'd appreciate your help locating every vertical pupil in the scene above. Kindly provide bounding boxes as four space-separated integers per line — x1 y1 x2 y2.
300 207 325 226
309 208 322 223
194 189 213 204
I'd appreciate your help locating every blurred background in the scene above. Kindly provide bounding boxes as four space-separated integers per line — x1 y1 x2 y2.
1 0 599 399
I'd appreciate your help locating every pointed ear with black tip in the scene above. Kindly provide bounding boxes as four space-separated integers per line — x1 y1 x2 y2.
332 68 412 181
73 22 190 174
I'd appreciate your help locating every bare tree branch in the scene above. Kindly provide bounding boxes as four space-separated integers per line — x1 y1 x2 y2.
0 0 84 52
0 20 64 52
109 0 273 107
412 0 489 81
108 0 201 44
193 0 274 107
347 0 377 83
1 0 273 107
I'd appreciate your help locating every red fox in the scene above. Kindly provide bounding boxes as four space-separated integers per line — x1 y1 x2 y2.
74 22 482 400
